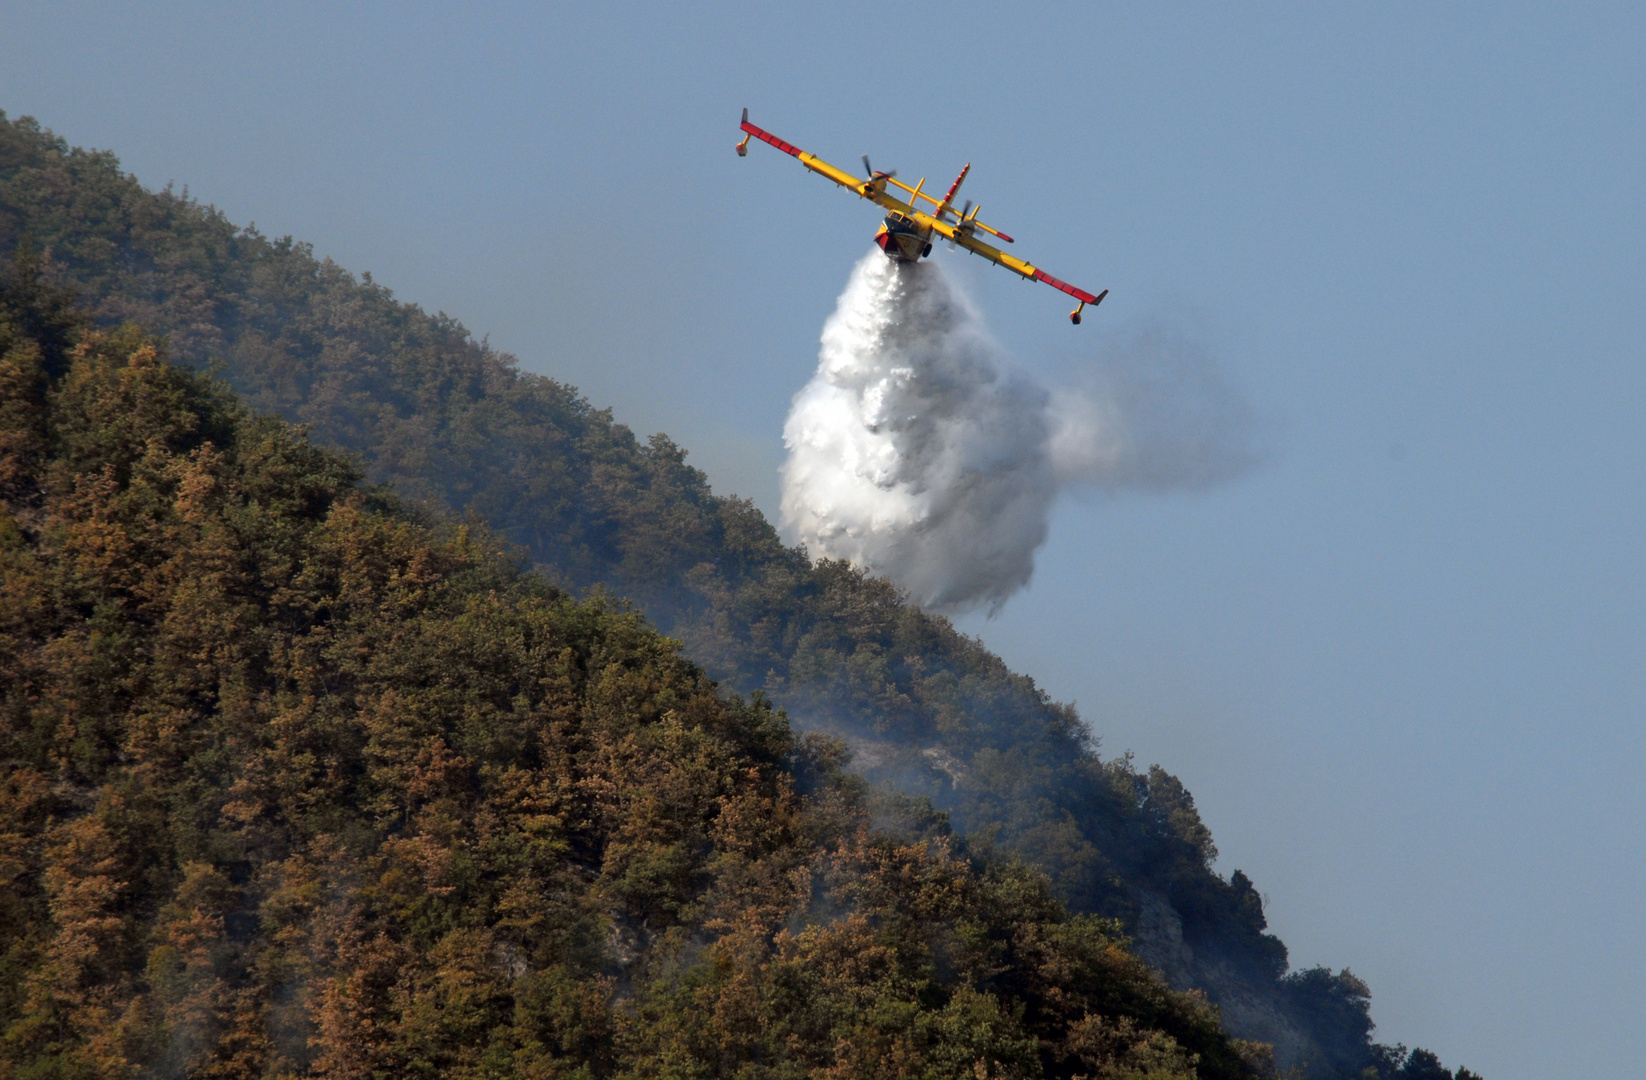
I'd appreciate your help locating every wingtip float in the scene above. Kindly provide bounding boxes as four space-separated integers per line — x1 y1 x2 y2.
737 108 1107 324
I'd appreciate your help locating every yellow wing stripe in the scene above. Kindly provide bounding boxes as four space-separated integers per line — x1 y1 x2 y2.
923 217 1104 305
923 218 1034 277
797 152 866 192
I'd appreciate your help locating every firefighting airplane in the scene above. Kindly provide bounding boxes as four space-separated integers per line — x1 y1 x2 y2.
736 109 1107 324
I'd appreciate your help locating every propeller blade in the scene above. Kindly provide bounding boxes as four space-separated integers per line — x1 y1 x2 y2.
861 155 896 180
961 199 973 219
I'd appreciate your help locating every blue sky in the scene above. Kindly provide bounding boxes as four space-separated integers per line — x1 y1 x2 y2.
4 4 1643 1076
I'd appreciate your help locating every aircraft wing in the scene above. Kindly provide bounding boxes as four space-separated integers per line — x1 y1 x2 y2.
738 111 997 227
740 111 877 196
926 218 1108 312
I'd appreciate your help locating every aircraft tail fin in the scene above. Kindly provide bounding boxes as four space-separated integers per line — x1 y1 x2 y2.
937 163 971 218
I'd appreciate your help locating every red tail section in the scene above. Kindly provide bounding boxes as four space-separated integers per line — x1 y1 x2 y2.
937 163 971 217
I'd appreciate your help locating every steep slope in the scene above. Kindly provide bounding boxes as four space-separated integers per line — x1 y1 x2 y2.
0 111 1479 1079
0 290 1266 1078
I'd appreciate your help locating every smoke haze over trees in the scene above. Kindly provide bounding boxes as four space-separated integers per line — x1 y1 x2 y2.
0 111 1480 1080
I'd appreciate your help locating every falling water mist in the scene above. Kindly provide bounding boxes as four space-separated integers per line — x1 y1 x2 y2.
781 252 1265 613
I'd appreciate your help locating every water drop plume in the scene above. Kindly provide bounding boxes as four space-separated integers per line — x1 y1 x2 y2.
781 253 1053 612
781 252 1263 613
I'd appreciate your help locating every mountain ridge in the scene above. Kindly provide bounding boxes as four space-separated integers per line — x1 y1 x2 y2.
0 110 1478 1080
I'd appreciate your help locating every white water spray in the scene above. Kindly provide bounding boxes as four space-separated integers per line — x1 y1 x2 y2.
781 252 1262 613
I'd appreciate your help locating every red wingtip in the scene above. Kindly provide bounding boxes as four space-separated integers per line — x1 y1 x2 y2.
739 119 802 157
1032 270 1103 306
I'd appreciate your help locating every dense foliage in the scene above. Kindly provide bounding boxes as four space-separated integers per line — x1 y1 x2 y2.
0 112 1479 1079
0 282 1280 1078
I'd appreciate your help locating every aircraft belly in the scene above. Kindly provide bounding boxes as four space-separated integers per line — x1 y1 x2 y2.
876 217 928 262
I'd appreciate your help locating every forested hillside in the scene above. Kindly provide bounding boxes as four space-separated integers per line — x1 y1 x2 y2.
0 111 1478 1079
0 280 1275 1078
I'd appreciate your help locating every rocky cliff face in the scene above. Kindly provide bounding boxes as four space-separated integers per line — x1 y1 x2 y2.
1132 890 1313 1069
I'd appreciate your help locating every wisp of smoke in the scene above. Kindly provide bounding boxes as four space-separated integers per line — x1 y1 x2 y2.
781 252 1263 613
1047 327 1266 493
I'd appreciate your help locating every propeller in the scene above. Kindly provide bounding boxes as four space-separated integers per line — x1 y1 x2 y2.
947 199 975 249
862 155 896 180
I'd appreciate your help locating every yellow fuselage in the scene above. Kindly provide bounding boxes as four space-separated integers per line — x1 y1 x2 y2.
874 212 930 262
